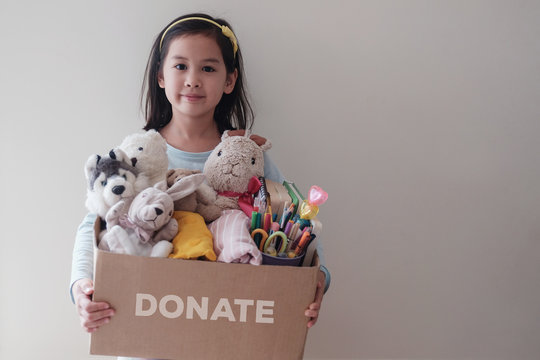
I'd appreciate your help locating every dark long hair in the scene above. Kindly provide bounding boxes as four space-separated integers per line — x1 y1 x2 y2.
141 13 254 133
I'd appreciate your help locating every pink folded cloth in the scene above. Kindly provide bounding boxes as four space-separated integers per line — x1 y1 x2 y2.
208 209 262 265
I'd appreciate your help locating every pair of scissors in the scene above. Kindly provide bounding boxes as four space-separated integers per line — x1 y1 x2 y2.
253 230 288 256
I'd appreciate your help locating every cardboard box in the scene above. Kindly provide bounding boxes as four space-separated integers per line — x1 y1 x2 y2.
90 220 320 360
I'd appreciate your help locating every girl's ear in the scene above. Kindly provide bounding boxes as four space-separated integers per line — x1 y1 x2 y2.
158 68 165 89
223 69 238 94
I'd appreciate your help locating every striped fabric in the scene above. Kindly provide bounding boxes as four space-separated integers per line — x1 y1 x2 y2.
208 209 262 265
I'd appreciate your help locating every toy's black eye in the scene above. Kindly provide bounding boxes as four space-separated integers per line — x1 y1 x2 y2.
122 174 127 180
101 180 107 187
217 150 222 156
138 147 143 151
251 158 256 165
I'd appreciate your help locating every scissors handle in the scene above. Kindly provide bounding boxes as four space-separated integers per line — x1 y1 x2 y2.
260 231 288 254
251 228 268 248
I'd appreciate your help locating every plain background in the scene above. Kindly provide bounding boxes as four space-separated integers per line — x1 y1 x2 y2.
1 0 539 359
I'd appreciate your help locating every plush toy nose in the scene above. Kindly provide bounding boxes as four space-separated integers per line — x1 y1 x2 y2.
112 185 125 195
222 163 233 174
155 208 163 216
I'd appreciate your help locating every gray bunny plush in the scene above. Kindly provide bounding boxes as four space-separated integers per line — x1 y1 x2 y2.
99 174 205 257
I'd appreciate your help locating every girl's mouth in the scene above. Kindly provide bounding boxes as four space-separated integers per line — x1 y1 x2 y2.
183 94 204 101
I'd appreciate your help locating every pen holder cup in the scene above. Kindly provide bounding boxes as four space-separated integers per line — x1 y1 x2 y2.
262 252 305 267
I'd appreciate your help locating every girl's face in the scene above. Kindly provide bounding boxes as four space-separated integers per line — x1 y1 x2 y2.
158 34 238 123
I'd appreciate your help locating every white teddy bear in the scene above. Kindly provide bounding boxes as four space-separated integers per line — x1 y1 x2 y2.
119 129 169 186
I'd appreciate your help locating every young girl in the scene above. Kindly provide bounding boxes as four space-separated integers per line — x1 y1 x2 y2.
71 13 330 353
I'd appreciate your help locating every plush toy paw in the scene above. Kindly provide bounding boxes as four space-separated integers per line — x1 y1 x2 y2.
103 225 134 255
195 203 223 223
150 240 174 258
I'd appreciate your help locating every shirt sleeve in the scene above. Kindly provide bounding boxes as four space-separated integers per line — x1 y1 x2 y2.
70 212 97 303
263 153 285 183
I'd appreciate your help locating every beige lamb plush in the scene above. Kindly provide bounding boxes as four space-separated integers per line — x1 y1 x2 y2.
195 130 272 222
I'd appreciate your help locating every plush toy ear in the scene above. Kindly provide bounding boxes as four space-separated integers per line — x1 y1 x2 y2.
166 169 177 187
259 138 272 152
221 130 232 141
166 173 206 201
109 148 132 166
227 130 269 147
153 180 168 192
84 154 101 184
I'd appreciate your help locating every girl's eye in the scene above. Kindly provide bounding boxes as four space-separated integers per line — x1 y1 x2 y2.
175 64 187 70
202 66 215 72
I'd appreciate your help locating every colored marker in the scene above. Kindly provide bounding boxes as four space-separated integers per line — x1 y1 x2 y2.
294 230 311 256
251 211 258 232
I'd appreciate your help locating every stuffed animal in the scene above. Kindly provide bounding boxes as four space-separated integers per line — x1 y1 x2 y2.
84 148 151 220
166 168 202 212
119 129 169 186
195 130 272 222
168 211 216 261
99 174 206 257
195 130 272 265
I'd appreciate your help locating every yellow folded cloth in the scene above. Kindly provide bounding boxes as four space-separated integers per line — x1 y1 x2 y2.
168 211 216 261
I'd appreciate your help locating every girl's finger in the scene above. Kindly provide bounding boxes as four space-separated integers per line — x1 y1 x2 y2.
84 301 111 314
83 316 111 332
86 308 116 322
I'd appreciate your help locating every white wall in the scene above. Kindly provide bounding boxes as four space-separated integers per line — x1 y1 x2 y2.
1 1 540 359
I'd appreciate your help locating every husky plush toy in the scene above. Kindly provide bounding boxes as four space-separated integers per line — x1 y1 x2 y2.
100 174 206 257
84 148 151 220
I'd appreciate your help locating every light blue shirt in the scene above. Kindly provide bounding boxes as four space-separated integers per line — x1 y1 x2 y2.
70 144 330 302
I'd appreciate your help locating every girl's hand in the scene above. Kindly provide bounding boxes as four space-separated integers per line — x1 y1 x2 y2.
305 270 326 328
73 278 115 333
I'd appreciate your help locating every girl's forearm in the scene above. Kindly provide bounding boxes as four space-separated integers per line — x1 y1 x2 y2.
70 213 97 303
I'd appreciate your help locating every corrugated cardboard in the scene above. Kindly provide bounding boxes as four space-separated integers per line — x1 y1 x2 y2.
90 220 320 360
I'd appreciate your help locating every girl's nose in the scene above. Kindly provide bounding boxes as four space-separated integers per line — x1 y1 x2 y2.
184 77 201 88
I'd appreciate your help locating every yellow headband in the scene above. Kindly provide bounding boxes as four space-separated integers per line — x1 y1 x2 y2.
159 17 238 57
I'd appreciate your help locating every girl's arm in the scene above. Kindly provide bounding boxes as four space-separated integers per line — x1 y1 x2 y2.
71 213 115 332
70 213 97 302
